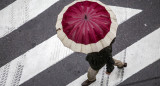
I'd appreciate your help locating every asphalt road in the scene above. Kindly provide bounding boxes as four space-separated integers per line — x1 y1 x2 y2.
0 0 160 86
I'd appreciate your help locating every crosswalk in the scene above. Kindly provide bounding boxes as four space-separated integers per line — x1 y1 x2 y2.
20 6 142 85
0 0 159 86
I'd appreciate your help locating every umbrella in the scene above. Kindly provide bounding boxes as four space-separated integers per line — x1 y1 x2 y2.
56 0 118 54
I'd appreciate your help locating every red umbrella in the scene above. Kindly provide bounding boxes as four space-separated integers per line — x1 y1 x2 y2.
56 0 118 54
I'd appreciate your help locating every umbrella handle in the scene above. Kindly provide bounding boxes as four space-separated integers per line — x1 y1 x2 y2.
56 28 61 32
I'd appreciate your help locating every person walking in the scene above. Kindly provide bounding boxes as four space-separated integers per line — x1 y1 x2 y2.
82 39 127 86
55 1 126 86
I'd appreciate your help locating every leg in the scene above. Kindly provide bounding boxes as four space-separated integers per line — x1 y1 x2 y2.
113 59 127 68
82 67 99 86
87 67 99 81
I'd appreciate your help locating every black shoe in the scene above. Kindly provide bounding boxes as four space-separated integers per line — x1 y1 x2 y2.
81 79 96 86
117 63 127 69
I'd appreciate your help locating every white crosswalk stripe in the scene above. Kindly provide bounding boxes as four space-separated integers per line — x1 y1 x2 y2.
0 0 59 38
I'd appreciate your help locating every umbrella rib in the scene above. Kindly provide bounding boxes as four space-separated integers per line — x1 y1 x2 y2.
67 18 82 25
91 18 111 33
87 21 98 42
74 4 83 14
75 21 85 43
89 20 104 33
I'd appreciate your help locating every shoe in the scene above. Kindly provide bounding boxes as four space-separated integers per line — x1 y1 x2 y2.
81 79 96 86
117 63 127 69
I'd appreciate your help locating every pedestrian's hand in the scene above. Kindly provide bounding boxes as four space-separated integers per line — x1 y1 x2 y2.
106 71 110 75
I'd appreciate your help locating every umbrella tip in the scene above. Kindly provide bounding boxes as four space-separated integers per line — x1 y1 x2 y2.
85 15 87 20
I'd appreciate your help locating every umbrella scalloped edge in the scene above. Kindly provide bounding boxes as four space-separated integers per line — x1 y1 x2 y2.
56 0 118 54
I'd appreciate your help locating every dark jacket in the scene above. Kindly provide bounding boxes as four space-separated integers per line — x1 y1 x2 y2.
86 39 115 73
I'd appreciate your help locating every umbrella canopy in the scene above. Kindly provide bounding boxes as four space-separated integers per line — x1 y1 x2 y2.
56 0 118 54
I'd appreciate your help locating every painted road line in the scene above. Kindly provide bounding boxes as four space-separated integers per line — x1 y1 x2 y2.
0 0 15 10
108 6 142 25
19 35 73 84
0 0 59 38
0 63 10 86
67 67 106 86
5 57 25 86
